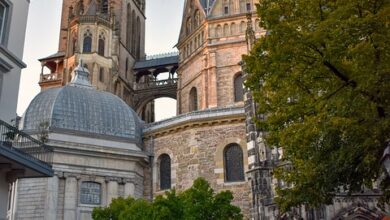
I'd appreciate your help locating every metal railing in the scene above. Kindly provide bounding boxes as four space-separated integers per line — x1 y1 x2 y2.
136 78 178 90
143 51 179 61
40 72 62 83
0 120 53 167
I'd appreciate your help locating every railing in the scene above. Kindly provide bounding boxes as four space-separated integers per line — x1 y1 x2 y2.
143 51 179 61
0 120 53 167
40 72 62 83
136 78 178 90
71 14 112 28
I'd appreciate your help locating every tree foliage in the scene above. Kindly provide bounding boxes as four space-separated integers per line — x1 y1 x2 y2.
92 178 242 220
243 0 390 212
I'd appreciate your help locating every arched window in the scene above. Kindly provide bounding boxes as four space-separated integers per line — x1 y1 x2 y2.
234 73 244 102
98 33 105 56
83 31 92 53
240 21 246 33
216 25 222 37
231 22 237 35
189 87 198 111
126 4 132 50
223 23 229 36
224 144 245 182
159 154 171 190
80 182 101 205
186 17 192 35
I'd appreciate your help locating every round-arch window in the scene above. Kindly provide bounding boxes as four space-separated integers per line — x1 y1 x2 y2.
159 154 171 190
224 144 245 182
234 73 244 102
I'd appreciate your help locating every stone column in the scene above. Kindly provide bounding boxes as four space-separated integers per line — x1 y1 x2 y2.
44 176 59 220
106 178 118 205
124 181 135 198
64 176 77 220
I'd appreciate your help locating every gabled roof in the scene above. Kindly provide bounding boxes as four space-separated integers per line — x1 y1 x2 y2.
177 0 209 45
38 52 65 62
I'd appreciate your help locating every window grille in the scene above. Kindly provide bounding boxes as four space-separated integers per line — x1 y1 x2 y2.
224 144 245 182
80 182 101 205
159 154 171 190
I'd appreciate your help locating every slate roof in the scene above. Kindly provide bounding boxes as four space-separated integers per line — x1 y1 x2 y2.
22 63 143 143
38 51 65 61
134 55 179 70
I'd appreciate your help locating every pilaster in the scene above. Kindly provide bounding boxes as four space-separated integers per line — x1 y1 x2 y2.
64 175 78 220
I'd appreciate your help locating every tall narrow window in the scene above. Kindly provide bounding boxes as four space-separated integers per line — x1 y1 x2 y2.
246 3 251 11
98 34 105 56
101 0 108 14
131 10 136 54
80 182 101 205
125 57 129 79
159 154 171 190
83 31 92 53
126 4 132 50
0 1 9 45
224 6 229 14
224 144 245 182
136 17 141 58
194 10 200 28
71 38 77 55
234 73 244 102
99 67 104 82
189 87 198 111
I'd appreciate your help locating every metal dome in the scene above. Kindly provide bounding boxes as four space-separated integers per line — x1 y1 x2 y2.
22 61 143 143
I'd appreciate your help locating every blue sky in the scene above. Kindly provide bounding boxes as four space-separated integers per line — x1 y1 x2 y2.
18 0 184 120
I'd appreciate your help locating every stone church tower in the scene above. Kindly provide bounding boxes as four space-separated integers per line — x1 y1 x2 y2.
37 0 151 117
143 0 264 218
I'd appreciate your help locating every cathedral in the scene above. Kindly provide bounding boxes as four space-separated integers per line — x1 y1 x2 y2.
6 0 388 220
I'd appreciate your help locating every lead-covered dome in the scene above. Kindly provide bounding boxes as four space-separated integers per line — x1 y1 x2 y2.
21 62 143 143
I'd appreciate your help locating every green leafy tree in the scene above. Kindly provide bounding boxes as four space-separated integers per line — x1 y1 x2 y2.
92 177 243 220
243 0 390 212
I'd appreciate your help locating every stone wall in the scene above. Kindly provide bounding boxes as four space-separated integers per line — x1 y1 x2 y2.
145 113 252 218
15 178 47 219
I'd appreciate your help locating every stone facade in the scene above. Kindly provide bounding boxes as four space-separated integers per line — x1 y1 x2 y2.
144 107 251 217
37 0 154 123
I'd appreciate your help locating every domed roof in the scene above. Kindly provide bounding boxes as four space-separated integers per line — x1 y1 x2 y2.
22 62 143 143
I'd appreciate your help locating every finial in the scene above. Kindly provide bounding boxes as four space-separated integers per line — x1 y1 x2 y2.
245 12 256 52
69 59 92 88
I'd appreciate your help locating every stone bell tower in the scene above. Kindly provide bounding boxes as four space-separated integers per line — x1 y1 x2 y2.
37 0 146 107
